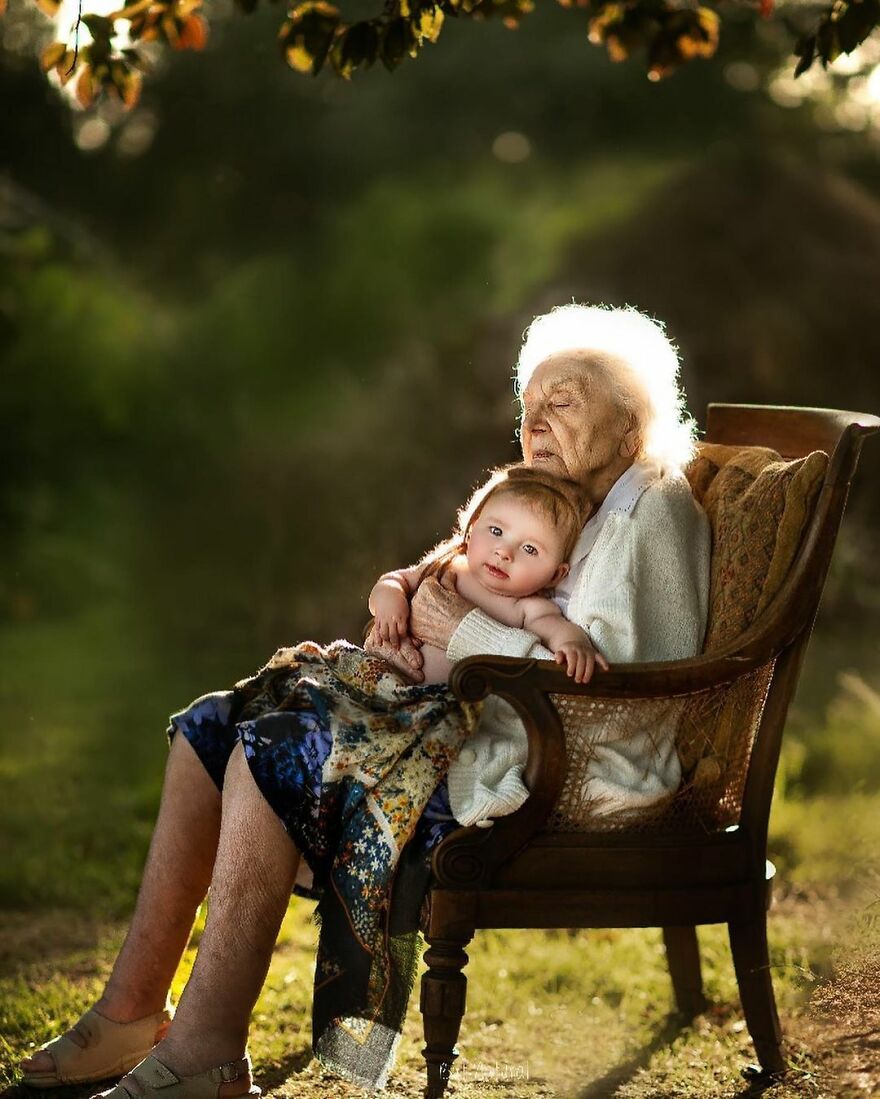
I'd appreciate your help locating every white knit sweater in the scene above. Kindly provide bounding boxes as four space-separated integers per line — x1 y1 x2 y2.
443 462 711 827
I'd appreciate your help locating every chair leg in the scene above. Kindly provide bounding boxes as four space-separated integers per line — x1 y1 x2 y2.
663 925 708 1019
728 917 786 1074
420 933 471 1099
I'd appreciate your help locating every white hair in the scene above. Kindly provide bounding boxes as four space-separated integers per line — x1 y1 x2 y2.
514 303 699 472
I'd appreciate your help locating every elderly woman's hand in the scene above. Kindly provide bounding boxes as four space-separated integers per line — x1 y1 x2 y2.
409 573 473 652
364 626 425 684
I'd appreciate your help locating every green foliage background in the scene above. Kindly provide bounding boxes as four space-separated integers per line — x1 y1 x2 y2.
1 4 880 920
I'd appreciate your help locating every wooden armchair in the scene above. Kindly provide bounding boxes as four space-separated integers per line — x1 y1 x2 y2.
417 404 880 1098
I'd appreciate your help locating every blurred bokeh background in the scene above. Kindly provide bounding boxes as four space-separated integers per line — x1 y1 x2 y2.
2 2 880 921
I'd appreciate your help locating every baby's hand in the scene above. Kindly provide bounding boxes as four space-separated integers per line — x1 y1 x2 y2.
364 625 424 683
554 639 608 685
369 580 411 649
375 605 410 649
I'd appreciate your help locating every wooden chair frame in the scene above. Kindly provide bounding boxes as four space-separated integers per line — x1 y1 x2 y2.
417 403 880 1098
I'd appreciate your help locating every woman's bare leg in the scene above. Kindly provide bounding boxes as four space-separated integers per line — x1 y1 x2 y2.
112 740 300 1095
21 734 223 1072
154 743 300 1064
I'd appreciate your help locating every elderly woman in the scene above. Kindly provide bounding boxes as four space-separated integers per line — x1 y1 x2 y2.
20 303 710 1097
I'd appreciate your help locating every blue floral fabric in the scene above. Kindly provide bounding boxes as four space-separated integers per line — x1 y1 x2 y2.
167 639 478 1091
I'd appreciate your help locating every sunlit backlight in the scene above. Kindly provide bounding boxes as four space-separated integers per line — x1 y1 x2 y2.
492 131 531 163
53 0 134 48
767 40 880 136
723 61 760 93
74 115 111 151
49 0 133 105
117 110 158 157
868 65 880 104
2 19 31 52
768 69 815 108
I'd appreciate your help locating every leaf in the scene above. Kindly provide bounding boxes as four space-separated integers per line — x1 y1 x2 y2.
34 0 63 15
836 15 862 54
415 4 444 43
328 34 354 78
40 41 68 73
605 31 629 62
329 21 379 79
285 43 315 72
835 1 878 55
379 17 412 71
593 7 642 62
175 14 208 50
112 61 143 106
56 50 78 84
646 22 683 80
122 47 152 73
280 2 340 74
324 17 378 78
83 13 115 38
75 65 97 108
816 19 840 65
793 33 816 77
587 4 625 46
677 8 720 61
341 20 380 69
161 12 180 46
132 14 163 43
288 1 340 21
696 6 720 42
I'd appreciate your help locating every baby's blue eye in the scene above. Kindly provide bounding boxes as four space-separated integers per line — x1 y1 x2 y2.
523 544 538 556
489 525 502 536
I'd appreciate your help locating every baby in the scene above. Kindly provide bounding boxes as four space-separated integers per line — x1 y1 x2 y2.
368 464 598 685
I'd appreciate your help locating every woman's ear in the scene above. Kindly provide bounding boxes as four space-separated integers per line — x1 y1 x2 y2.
619 426 641 459
551 562 570 586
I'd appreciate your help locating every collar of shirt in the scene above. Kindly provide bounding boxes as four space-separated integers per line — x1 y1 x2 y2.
552 458 663 614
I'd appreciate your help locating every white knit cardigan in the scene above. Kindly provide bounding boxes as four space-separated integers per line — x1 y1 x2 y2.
443 464 711 827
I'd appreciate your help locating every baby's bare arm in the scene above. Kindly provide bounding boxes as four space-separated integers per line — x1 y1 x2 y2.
521 599 587 648
520 597 609 684
369 564 425 603
368 565 425 648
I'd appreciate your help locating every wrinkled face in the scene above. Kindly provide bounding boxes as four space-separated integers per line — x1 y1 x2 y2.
466 494 569 598
519 353 633 486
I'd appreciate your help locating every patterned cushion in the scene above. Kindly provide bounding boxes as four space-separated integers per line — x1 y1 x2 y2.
686 442 828 652
678 442 828 794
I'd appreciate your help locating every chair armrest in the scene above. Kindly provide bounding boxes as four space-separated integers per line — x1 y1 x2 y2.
449 650 769 704
430 651 775 889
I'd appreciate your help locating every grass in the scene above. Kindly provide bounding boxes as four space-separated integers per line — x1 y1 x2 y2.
0 601 259 915
2 872 878 1095
2 608 879 1094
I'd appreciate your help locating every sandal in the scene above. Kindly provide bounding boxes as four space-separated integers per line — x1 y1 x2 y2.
21 1007 173 1088
98 1053 261 1099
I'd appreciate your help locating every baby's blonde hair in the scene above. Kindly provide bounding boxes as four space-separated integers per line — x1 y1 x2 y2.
418 464 587 584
